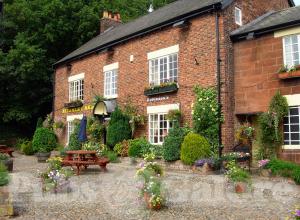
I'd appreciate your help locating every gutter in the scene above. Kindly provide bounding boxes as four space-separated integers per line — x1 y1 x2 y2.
54 2 223 68
231 20 300 41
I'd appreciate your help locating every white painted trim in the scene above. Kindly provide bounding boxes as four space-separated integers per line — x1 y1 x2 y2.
147 103 180 114
68 73 85 82
282 145 300 150
147 45 179 60
274 26 300 38
103 62 119 72
104 94 118 99
285 94 300 106
66 114 83 122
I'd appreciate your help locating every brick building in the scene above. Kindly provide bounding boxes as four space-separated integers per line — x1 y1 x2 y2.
53 0 296 160
232 5 300 163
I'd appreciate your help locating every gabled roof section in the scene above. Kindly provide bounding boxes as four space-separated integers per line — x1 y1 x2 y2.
231 5 300 41
55 0 232 67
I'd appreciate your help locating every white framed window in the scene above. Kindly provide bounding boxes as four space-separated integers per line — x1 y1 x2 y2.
103 62 118 99
66 114 83 144
68 73 84 102
283 34 300 68
104 69 118 98
235 7 242 26
149 53 178 86
283 106 300 147
149 113 173 144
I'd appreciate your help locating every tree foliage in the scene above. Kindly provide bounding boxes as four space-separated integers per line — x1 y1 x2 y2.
0 0 175 131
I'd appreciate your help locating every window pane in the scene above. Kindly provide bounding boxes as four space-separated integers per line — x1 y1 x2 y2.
284 106 300 146
290 116 299 124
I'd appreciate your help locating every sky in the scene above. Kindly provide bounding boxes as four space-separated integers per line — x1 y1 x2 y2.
295 0 300 5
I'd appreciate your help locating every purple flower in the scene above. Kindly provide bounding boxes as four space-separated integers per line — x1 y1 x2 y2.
258 159 270 168
195 158 214 167
295 209 300 217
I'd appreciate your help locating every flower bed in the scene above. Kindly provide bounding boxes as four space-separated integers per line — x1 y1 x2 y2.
144 82 178 96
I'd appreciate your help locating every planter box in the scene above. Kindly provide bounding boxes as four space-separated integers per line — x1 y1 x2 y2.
144 84 178 96
278 70 300 79
64 101 83 109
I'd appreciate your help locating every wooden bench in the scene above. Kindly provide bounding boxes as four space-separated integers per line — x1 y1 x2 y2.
62 150 110 175
0 145 14 157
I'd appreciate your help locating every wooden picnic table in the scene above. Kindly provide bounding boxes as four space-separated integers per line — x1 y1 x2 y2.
0 144 14 157
63 150 109 175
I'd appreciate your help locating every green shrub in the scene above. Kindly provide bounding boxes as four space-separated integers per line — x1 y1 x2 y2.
180 133 211 165
68 121 81 150
113 140 131 157
162 125 186 161
128 138 151 158
265 159 300 185
36 117 43 130
0 164 9 186
102 150 119 163
21 140 34 155
15 138 29 150
106 107 131 148
32 128 57 153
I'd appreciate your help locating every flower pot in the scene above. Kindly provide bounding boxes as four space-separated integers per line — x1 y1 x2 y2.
144 193 162 210
36 152 51 163
235 182 247 193
2 159 13 172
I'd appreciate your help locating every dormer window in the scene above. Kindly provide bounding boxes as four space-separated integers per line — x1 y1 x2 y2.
235 7 242 26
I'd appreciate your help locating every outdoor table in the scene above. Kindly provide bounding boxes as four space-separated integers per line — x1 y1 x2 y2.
63 150 109 175
0 144 14 157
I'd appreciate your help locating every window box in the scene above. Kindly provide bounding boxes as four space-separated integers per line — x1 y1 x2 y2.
278 69 300 79
64 100 83 109
144 83 178 96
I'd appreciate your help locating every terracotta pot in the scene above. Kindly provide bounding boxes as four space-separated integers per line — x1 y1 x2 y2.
235 182 246 193
36 152 51 163
144 192 162 210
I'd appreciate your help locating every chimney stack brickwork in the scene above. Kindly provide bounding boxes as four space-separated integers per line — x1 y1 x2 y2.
100 11 122 34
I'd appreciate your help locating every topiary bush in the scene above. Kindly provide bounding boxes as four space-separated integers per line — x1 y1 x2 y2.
128 137 152 158
106 107 131 148
21 140 34 155
162 125 186 161
68 121 81 150
32 128 57 153
180 133 211 165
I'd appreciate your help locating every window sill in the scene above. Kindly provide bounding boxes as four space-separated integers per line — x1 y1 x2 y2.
144 84 178 96
282 145 300 150
278 69 300 79
104 95 118 99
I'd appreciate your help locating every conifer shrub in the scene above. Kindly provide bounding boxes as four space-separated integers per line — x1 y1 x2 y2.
32 128 57 153
106 107 131 148
180 133 210 165
162 125 186 161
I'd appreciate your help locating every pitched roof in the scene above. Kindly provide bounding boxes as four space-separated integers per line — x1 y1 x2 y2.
231 5 300 41
55 0 231 66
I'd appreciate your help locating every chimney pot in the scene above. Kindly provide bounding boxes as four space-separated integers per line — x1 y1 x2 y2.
100 11 122 34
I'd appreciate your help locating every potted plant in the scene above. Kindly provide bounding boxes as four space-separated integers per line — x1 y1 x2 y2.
235 123 255 146
225 160 251 193
0 154 13 172
278 64 300 79
32 128 57 162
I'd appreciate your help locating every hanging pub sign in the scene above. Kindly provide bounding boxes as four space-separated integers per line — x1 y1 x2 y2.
62 104 94 113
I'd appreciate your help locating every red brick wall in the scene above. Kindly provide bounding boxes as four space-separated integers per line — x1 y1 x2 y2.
54 14 219 145
234 34 300 164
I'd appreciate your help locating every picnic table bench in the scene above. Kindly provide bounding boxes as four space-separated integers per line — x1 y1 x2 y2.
0 145 14 157
62 150 109 175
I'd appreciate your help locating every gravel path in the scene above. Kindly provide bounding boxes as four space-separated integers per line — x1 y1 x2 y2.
8 152 300 220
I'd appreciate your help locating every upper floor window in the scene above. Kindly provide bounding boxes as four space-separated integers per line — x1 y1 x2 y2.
68 73 84 102
103 62 118 99
283 34 300 68
235 7 242 26
147 45 179 86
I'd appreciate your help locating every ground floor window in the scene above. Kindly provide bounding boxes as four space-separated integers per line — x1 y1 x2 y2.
148 113 172 144
283 106 300 145
67 121 76 143
66 114 83 144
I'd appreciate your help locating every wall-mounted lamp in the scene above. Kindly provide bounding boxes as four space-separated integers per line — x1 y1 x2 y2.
130 55 134 63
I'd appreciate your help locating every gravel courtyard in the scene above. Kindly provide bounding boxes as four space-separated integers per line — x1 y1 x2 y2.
8 152 300 220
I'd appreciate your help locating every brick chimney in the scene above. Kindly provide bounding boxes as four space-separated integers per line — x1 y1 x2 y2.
100 11 122 34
